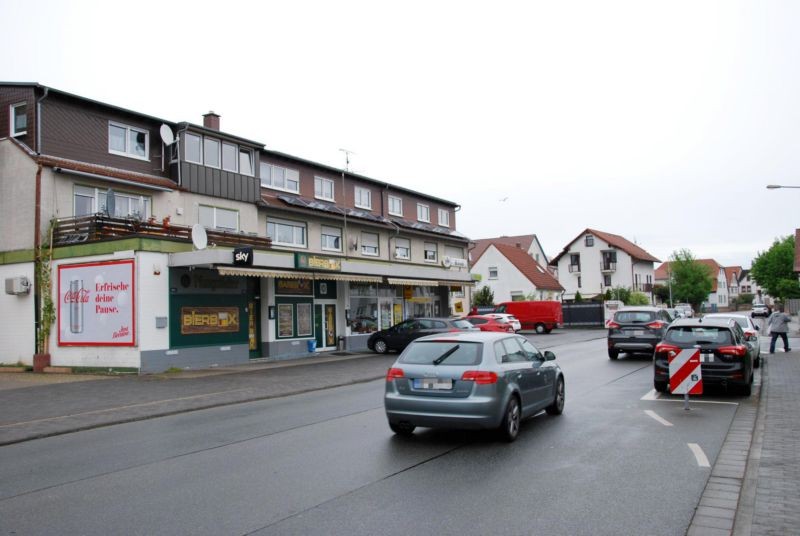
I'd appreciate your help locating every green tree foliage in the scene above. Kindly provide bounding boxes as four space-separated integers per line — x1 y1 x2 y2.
750 236 800 300
574 291 583 303
473 285 495 306
670 249 713 310
652 284 671 305
608 286 631 303
628 292 651 305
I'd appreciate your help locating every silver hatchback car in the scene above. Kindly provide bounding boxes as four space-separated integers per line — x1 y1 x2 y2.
384 331 565 442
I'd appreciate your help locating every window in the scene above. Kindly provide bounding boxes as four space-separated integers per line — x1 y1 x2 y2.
395 237 410 260
577 276 582 288
585 234 594 247
199 206 239 231
438 208 450 227
184 133 202 163
424 242 438 263
355 187 372 210
388 195 403 216
203 137 220 168
239 148 253 176
109 122 148 160
260 163 300 193
444 245 464 260
510 291 525 302
315 177 335 201
489 267 498 279
417 203 430 222
603 274 611 286
10 103 26 137
267 218 306 247
73 185 151 219
361 232 379 256
569 253 580 272
222 142 238 172
321 225 342 251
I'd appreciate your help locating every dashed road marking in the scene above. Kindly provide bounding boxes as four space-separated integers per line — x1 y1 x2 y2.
688 443 710 467
644 409 673 426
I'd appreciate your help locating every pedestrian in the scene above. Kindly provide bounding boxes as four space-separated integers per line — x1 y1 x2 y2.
766 304 792 354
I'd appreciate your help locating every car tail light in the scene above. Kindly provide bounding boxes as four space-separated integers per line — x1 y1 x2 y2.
448 329 461 333
461 370 498 384
719 345 747 357
655 343 681 355
744 331 756 341
386 368 405 381
646 321 667 330
606 320 620 329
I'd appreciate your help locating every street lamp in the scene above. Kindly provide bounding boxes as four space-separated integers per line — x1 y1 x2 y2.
766 184 800 189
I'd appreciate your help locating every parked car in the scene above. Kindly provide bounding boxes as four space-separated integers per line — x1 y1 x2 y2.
483 313 522 332
493 301 563 334
653 317 754 395
751 303 770 318
666 307 683 319
469 305 497 316
464 315 515 333
675 303 694 318
606 306 672 359
703 313 762 368
367 317 476 354
384 331 565 441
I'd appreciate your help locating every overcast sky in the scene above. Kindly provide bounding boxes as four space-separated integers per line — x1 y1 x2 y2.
2 0 798 268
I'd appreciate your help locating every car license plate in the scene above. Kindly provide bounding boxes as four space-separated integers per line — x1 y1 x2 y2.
701 353 714 362
631 330 644 336
413 378 453 390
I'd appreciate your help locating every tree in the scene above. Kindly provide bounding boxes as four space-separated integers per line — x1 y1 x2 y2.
750 236 800 300
652 284 671 305
472 285 495 306
628 292 651 305
608 286 631 304
574 291 583 303
670 249 713 311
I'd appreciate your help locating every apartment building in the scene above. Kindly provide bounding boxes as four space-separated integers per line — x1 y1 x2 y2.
0 83 471 371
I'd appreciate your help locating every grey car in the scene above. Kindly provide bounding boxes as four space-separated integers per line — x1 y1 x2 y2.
607 306 673 359
384 331 565 442
703 313 762 368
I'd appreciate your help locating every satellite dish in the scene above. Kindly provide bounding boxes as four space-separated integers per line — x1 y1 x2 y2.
191 224 208 250
160 124 175 146
105 188 116 217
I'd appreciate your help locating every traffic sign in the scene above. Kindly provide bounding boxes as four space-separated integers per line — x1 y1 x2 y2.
669 349 703 395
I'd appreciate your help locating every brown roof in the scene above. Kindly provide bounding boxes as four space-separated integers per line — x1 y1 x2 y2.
492 243 563 291
470 235 537 264
551 228 660 265
655 259 722 291
724 266 743 285
795 229 800 273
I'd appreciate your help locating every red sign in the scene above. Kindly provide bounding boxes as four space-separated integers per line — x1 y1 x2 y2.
669 349 703 395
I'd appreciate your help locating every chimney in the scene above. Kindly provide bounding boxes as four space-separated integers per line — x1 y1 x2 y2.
203 111 220 131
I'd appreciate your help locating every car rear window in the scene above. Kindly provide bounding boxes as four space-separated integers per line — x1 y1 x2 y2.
451 319 474 330
467 318 487 325
709 316 749 329
614 311 656 323
398 341 482 366
665 327 733 345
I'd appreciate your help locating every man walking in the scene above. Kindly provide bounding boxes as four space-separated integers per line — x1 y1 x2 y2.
767 304 792 354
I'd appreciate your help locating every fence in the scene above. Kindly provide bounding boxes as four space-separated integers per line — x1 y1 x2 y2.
562 302 605 327
786 298 800 315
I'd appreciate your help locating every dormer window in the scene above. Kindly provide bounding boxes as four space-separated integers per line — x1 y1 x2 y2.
438 208 450 227
417 203 430 223
109 121 148 160
388 195 403 216
260 163 300 193
355 187 372 210
10 103 27 137
585 234 594 247
315 177 335 201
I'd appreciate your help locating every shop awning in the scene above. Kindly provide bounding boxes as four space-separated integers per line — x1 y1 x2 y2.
315 273 383 283
439 280 475 287
386 278 441 287
217 267 314 279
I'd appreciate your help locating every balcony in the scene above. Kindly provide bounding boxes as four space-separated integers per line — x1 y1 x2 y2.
600 262 617 273
52 214 273 249
568 264 581 274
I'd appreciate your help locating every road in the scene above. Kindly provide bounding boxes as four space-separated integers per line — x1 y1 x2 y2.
0 330 752 536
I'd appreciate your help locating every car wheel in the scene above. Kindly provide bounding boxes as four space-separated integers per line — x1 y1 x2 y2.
498 396 521 442
608 348 619 360
389 421 415 436
373 338 388 354
545 377 565 415
534 323 546 334
654 381 667 393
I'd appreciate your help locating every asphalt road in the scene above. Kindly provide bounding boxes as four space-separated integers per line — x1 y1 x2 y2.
0 331 750 536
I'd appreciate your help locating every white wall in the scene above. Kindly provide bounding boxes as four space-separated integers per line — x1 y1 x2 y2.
0 262 36 364
0 141 37 252
472 246 536 302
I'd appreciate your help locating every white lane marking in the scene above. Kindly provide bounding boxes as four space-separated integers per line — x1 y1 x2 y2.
640 390 738 405
644 410 673 427
688 443 711 468
641 389 659 400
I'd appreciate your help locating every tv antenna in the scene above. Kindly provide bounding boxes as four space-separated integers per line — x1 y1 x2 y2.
339 148 355 172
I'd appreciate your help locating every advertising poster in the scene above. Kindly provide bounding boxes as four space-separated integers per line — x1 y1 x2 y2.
58 259 135 346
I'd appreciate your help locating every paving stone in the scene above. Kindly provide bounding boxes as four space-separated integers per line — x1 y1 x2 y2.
693 514 734 530
696 506 736 520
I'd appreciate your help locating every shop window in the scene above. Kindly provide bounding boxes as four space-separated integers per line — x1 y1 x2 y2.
349 283 378 334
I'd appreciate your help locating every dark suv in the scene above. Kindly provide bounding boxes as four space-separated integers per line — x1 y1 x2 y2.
368 317 477 354
607 307 672 359
653 318 754 395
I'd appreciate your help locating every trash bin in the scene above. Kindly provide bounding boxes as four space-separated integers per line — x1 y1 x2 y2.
337 336 345 352
307 339 317 352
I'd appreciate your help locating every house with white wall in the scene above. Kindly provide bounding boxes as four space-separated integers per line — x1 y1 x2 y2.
471 243 562 302
551 228 659 302
655 259 730 311
470 234 549 267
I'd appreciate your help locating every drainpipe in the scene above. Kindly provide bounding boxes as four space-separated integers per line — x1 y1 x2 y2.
33 163 43 354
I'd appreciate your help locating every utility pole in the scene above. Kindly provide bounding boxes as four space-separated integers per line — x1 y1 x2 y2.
339 149 354 258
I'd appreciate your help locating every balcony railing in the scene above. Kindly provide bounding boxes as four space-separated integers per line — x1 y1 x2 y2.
52 214 273 249
568 264 581 274
600 262 617 272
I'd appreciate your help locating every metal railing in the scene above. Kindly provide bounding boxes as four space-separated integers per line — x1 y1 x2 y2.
600 261 617 272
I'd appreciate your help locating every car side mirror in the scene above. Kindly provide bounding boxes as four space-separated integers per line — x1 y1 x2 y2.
543 351 556 361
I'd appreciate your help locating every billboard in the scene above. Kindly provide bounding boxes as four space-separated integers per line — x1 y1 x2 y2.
57 259 136 346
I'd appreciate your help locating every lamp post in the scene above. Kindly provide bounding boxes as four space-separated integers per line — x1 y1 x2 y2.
766 184 800 189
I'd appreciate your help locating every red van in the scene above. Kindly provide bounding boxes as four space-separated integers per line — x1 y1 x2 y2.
493 301 563 334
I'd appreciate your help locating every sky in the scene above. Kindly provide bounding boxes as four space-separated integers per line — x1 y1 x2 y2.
2 0 799 268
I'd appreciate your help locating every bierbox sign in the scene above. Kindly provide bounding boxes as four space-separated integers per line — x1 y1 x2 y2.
295 253 341 272
57 259 135 346
233 247 254 266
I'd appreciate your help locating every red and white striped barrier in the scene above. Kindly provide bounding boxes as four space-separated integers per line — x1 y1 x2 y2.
669 349 703 395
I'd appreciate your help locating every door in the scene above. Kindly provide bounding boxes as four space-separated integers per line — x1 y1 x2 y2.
315 302 337 350
248 300 261 358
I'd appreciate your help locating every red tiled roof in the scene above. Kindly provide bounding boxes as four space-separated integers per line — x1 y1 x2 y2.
551 228 660 265
492 243 563 291
470 235 536 264
655 259 722 291
724 266 743 285
795 229 800 273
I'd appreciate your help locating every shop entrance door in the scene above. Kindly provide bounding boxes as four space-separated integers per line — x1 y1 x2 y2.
248 300 261 358
314 302 337 350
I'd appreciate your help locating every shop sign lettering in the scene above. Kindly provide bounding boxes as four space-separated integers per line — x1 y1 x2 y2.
295 253 342 271
276 278 313 295
233 247 254 266
181 307 240 334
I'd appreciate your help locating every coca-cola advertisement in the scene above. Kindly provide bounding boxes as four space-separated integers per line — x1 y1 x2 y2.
57 259 135 346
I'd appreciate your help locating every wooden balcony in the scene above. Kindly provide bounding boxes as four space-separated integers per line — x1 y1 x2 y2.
52 214 273 249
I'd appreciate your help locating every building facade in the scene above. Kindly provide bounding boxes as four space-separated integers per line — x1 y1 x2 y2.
0 83 472 372
471 243 562 302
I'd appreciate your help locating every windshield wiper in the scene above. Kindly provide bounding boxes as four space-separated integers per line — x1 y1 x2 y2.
433 345 460 366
